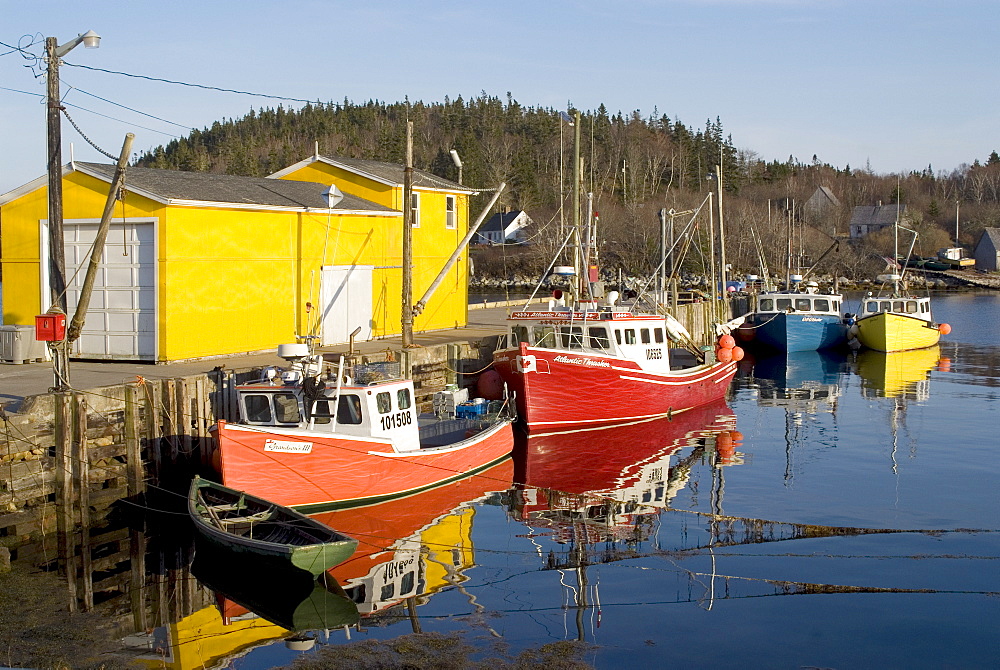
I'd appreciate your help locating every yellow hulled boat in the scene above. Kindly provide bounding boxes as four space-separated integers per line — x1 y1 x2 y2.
853 294 943 352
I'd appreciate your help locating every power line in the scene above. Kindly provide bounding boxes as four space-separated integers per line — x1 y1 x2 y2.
1 85 181 138
72 87 193 129
63 61 327 105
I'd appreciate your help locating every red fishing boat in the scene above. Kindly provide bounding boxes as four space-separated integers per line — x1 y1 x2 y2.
215 348 515 512
492 300 739 431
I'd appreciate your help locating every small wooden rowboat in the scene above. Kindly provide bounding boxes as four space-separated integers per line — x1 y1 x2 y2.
188 476 358 575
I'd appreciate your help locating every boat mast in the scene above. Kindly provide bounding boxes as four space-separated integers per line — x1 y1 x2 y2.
572 109 585 302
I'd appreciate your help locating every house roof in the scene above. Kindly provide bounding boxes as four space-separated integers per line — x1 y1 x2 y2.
480 210 526 233
977 227 1000 249
0 162 397 214
268 154 476 193
808 186 841 208
78 163 393 212
849 203 905 227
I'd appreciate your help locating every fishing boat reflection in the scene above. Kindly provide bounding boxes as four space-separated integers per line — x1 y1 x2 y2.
751 349 847 414
312 459 514 618
192 545 359 645
511 399 740 544
126 546 359 669
854 344 941 400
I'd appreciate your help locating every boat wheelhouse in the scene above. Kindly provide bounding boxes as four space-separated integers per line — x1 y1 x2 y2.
853 292 942 352
215 354 515 512
748 283 849 352
492 301 738 431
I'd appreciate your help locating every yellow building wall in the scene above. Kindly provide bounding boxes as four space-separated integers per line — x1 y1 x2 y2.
1 162 470 361
276 162 470 334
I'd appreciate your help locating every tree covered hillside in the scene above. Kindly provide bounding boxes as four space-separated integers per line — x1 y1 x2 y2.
136 95 1000 282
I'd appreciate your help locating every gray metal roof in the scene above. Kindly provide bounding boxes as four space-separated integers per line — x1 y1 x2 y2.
318 155 473 192
78 162 393 212
978 227 1000 249
849 203 905 227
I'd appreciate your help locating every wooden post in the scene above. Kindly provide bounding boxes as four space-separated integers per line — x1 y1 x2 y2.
129 527 148 631
124 386 144 497
402 121 414 347
176 379 191 465
446 343 459 388
54 392 78 611
195 377 209 467
143 380 162 484
162 379 178 466
75 394 93 611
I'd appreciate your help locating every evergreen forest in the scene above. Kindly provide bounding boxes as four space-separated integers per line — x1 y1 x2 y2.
136 94 1000 283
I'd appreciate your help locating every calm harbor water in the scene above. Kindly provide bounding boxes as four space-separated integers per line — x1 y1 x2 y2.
25 292 1000 668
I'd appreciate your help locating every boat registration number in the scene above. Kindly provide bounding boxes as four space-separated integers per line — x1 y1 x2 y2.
380 411 413 431
263 439 313 454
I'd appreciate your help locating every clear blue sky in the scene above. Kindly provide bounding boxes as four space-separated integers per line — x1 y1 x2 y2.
2 0 996 196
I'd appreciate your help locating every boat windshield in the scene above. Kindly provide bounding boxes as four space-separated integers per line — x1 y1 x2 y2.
242 392 301 425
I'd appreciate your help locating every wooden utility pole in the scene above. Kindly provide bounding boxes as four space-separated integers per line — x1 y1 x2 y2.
401 122 414 347
46 37 67 312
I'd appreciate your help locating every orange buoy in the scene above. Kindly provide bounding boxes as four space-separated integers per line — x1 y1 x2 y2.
716 431 735 461
716 347 734 363
477 369 505 400
718 334 736 349
938 323 952 335
729 430 744 443
731 346 745 362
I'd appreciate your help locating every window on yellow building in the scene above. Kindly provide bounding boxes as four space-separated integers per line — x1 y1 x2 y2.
446 195 456 229
411 192 420 228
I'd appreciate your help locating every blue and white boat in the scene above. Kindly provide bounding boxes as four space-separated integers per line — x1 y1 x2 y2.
747 280 850 352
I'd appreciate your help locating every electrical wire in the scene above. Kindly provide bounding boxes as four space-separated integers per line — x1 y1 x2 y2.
63 61 327 105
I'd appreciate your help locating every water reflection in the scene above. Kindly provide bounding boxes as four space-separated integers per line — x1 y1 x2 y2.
854 344 941 400
739 349 851 482
314 459 514 619
192 546 359 640
750 350 847 413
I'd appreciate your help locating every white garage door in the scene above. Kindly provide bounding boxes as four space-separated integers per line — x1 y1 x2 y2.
64 220 156 360
320 265 373 346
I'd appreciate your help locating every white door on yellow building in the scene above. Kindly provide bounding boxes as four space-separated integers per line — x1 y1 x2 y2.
320 265 373 346
60 219 156 360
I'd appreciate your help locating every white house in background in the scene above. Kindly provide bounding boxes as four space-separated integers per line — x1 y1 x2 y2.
475 210 532 245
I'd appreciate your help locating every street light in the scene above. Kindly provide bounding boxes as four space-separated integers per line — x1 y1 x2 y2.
45 30 100 312
449 149 463 185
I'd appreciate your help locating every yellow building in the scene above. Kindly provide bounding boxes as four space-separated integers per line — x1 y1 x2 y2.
270 153 476 332
0 158 474 361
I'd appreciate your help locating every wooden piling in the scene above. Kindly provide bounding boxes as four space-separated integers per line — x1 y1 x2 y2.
75 394 93 611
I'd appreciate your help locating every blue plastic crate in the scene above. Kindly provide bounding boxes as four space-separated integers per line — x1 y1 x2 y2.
456 402 488 418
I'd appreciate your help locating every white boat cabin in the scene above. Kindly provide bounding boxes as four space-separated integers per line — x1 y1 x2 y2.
504 309 684 373
860 295 933 322
234 377 423 452
755 292 843 317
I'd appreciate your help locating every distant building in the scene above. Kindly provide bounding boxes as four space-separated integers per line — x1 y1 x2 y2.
802 186 841 222
475 210 532 245
973 227 1000 271
848 203 907 239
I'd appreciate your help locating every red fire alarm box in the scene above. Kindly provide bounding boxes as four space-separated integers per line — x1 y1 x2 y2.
35 313 66 341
